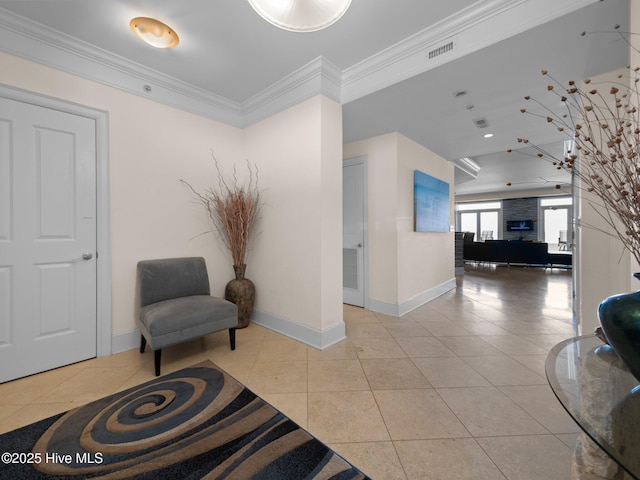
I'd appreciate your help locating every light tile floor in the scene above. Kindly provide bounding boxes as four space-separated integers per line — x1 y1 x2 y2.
0 265 581 479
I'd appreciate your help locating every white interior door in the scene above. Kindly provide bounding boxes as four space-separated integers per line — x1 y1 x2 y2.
343 159 365 307
0 97 97 383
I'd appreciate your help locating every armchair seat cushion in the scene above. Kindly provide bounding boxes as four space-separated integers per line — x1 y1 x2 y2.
139 295 238 350
136 257 239 376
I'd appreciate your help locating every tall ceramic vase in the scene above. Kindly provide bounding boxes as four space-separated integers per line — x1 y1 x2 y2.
598 273 640 382
225 264 255 329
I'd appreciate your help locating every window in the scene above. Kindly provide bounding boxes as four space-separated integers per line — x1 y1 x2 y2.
541 197 572 207
456 201 502 240
539 196 573 251
457 201 501 211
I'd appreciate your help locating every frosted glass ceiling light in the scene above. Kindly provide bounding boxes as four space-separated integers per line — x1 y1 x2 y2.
247 0 351 32
130 17 179 48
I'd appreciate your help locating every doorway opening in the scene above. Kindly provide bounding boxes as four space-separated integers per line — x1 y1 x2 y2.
343 156 367 308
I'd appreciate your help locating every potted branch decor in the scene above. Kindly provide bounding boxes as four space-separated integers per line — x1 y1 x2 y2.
510 30 640 380
182 153 261 328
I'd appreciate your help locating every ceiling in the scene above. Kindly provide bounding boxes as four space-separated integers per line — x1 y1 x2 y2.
0 0 631 197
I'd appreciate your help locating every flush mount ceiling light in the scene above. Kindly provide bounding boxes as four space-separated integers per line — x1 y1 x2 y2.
130 17 179 48
247 0 352 32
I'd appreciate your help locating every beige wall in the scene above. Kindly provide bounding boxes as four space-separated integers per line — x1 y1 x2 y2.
318 96 346 330
576 0 640 331
397 134 454 305
630 0 640 279
0 52 246 337
575 1 640 332
244 95 343 333
344 132 455 313
576 67 634 334
455 187 569 203
344 133 399 304
0 51 344 349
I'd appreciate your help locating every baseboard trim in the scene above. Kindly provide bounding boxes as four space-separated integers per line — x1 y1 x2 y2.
368 278 457 317
112 329 140 354
251 309 346 350
111 310 347 354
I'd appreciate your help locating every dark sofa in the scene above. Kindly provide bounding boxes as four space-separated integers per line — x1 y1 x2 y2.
462 233 571 267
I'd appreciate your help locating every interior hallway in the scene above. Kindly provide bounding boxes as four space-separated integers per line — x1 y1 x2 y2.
0 265 580 479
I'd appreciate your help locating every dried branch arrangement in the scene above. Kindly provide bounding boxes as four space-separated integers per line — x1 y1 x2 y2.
510 64 640 265
181 153 261 266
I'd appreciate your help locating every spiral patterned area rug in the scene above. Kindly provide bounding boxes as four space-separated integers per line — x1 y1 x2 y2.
1 361 370 479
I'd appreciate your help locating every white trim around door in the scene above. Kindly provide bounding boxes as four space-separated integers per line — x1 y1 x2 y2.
0 83 112 358
343 155 368 309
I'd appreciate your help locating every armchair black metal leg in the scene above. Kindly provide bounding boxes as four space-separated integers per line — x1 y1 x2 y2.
229 328 236 351
154 349 161 376
140 334 146 353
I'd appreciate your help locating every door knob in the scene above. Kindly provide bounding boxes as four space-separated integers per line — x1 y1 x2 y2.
71 252 94 261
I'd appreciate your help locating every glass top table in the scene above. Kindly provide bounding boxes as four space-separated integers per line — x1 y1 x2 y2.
546 335 640 479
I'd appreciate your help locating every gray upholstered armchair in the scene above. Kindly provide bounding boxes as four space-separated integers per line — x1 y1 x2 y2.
136 257 238 376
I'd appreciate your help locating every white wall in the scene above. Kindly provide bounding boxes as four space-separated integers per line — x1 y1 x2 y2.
344 132 455 315
244 96 344 339
0 52 345 350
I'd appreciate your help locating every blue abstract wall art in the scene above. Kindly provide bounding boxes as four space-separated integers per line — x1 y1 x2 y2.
414 170 450 232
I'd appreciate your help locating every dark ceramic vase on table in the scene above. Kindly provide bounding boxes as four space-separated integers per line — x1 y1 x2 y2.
598 273 640 382
225 264 255 329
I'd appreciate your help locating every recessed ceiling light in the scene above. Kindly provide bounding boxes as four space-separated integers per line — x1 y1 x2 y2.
130 17 179 48
484 133 494 138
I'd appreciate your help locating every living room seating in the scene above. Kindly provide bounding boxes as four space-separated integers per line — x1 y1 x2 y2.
480 230 494 241
558 230 569 250
136 257 239 376
462 233 571 267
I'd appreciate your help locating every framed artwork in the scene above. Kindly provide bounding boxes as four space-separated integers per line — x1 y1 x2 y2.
414 170 450 232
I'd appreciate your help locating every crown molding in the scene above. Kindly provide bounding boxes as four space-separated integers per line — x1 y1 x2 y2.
452 157 481 178
242 56 342 127
342 0 523 96
0 8 244 126
0 0 598 127
341 0 598 103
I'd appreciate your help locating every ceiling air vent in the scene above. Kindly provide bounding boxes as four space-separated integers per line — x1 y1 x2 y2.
473 118 490 129
428 40 456 60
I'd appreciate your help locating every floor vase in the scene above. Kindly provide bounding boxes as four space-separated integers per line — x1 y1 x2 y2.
225 264 255 329
598 273 640 382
